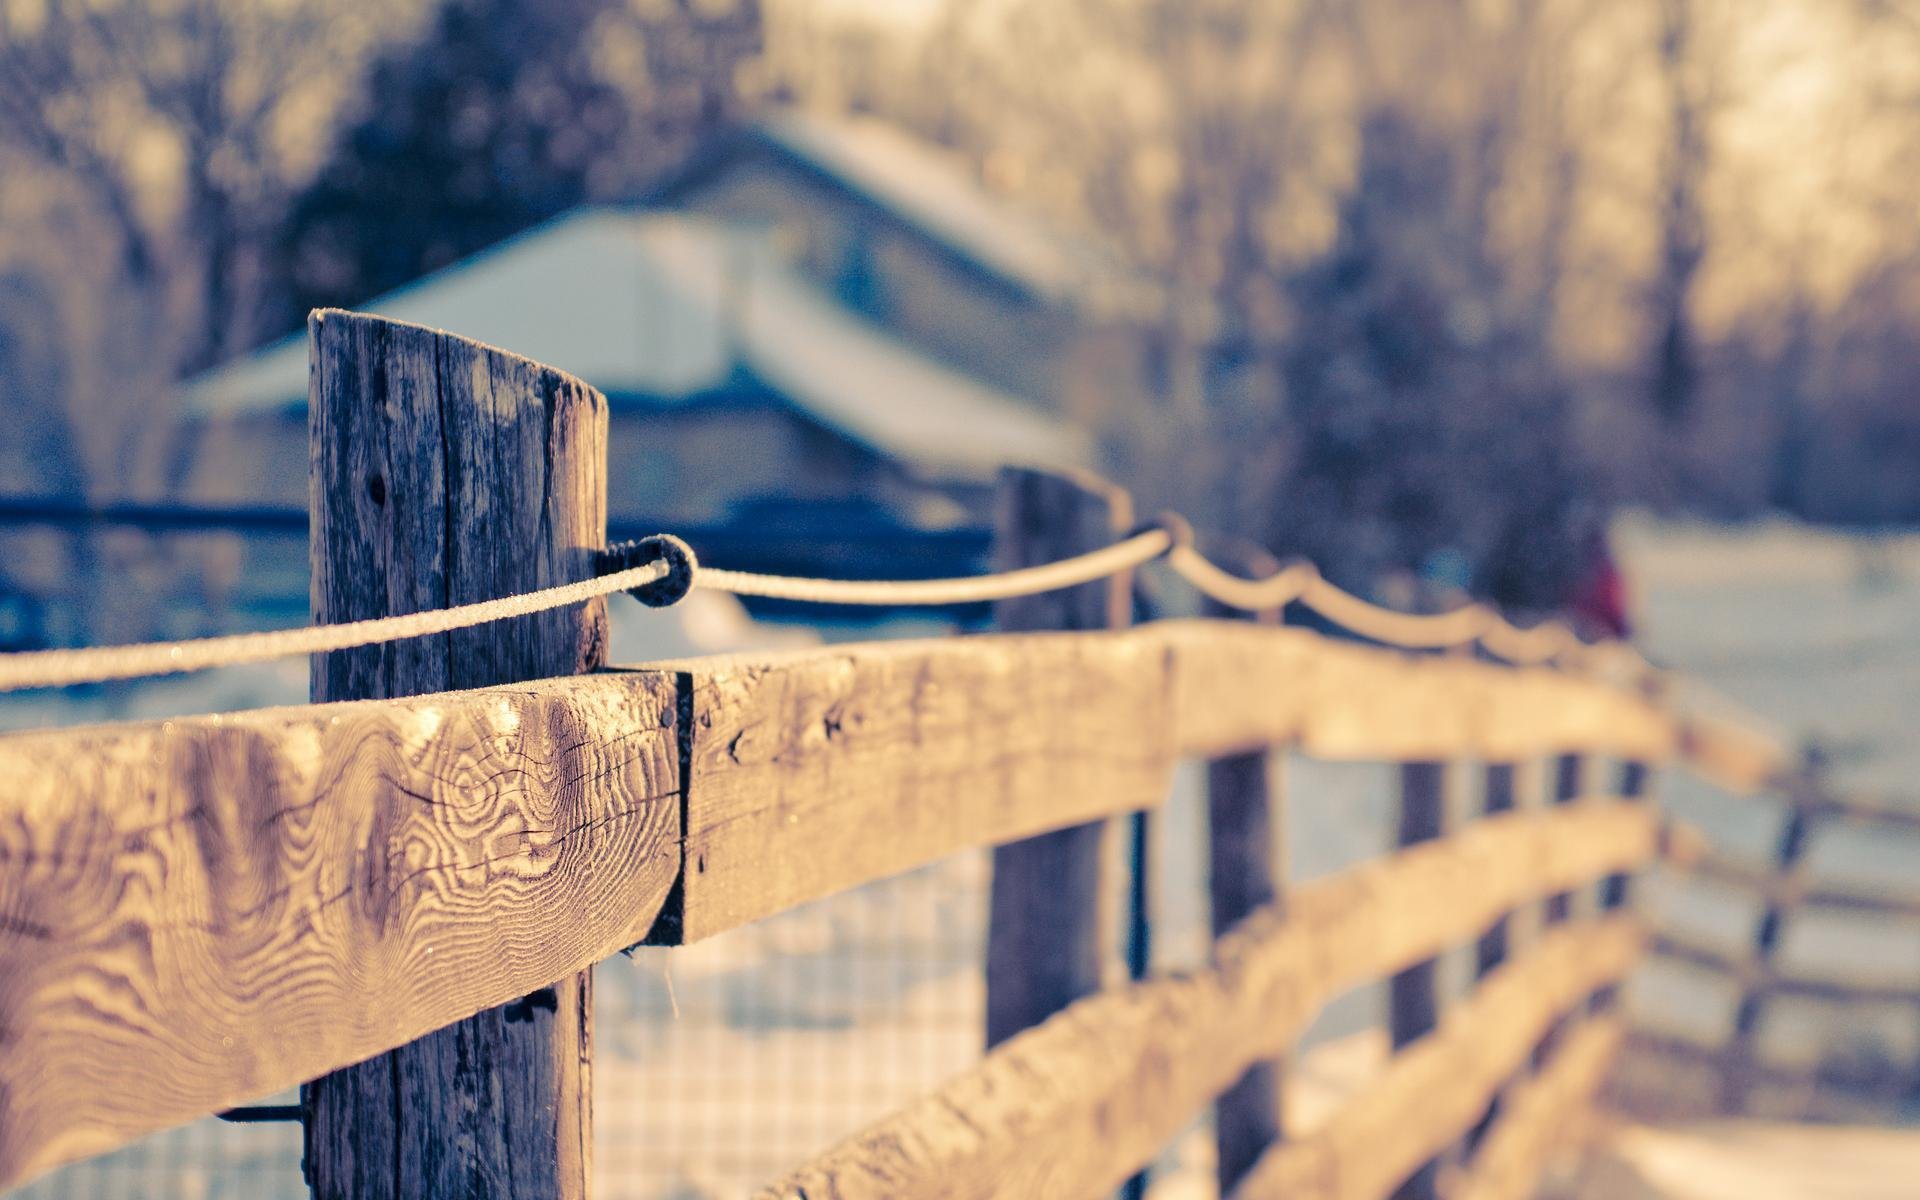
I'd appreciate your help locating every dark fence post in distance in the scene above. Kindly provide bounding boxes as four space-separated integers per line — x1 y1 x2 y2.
1597 674 1666 1014
1204 540 1288 1194
1594 727 1655 1017
1530 751 1587 1073
1721 741 1823 1113
1463 759 1518 1155
303 310 607 1199
985 467 1135 1052
1475 763 1518 977
1390 754 1449 1200
1543 753 1586 925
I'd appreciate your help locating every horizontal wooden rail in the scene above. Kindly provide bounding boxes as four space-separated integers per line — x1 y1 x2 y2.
656 621 1673 939
1229 919 1639 1200
754 803 1658 1200
0 676 683 1190
1675 709 1790 796
1624 1028 1919 1100
0 619 1678 1185
1651 931 1920 1005
1449 1016 1625 1200
656 631 1175 944
1688 851 1920 919
1796 786 1920 833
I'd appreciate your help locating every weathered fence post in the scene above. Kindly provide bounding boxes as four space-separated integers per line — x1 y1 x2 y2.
986 467 1134 1050
1390 755 1450 1200
1721 742 1824 1112
302 310 607 1198
1204 542 1288 1194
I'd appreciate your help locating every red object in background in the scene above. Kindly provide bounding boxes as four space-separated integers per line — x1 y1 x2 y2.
1569 539 1632 640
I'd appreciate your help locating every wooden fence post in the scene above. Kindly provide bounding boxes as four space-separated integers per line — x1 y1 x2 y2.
1390 756 1449 1200
1462 759 1520 1156
1542 754 1586 926
1203 542 1289 1194
302 310 607 1199
1528 752 1587 1074
1720 742 1823 1112
986 467 1134 1050
1475 763 1519 977
1593 754 1653 1017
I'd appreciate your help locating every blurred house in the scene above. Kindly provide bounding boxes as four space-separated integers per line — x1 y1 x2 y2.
651 111 1163 424
178 111 1159 537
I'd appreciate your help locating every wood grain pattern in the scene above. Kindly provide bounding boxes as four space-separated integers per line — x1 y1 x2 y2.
653 632 1176 945
0 603 1689 1184
0 674 680 1191
1449 1017 1623 1200
752 805 1657 1200
303 307 614 1199
650 621 1674 942
1230 920 1639 1200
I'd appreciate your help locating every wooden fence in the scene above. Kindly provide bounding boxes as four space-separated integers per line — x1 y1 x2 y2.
0 311 1870 1198
1621 738 1920 1122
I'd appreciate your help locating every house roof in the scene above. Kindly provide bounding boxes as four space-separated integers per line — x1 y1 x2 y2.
182 209 1090 478
655 109 1162 320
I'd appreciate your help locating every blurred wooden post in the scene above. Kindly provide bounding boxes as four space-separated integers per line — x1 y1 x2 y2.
1593 753 1654 1017
1390 756 1449 1200
302 310 607 1199
1475 763 1519 977
1204 542 1288 1194
1594 676 1663 1012
1526 752 1588 1074
1599 760 1651 913
1721 742 1823 1112
1542 753 1585 925
985 468 1134 1050
1460 759 1520 1156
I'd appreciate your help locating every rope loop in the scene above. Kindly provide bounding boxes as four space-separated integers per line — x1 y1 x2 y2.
600 535 699 608
1140 511 1195 553
0 508 1655 693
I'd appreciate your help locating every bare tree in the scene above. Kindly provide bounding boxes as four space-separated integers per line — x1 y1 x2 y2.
0 0 397 375
1646 0 1710 426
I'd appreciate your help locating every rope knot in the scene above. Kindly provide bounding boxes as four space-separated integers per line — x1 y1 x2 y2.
1140 511 1195 553
599 534 699 607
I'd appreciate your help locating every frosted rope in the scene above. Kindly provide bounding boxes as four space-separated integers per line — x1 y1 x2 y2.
1164 540 1640 673
697 528 1172 607
0 514 1650 693
1165 544 1319 612
1165 544 1496 649
0 560 668 693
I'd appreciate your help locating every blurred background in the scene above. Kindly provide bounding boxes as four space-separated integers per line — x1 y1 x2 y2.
1 0 1917 1197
